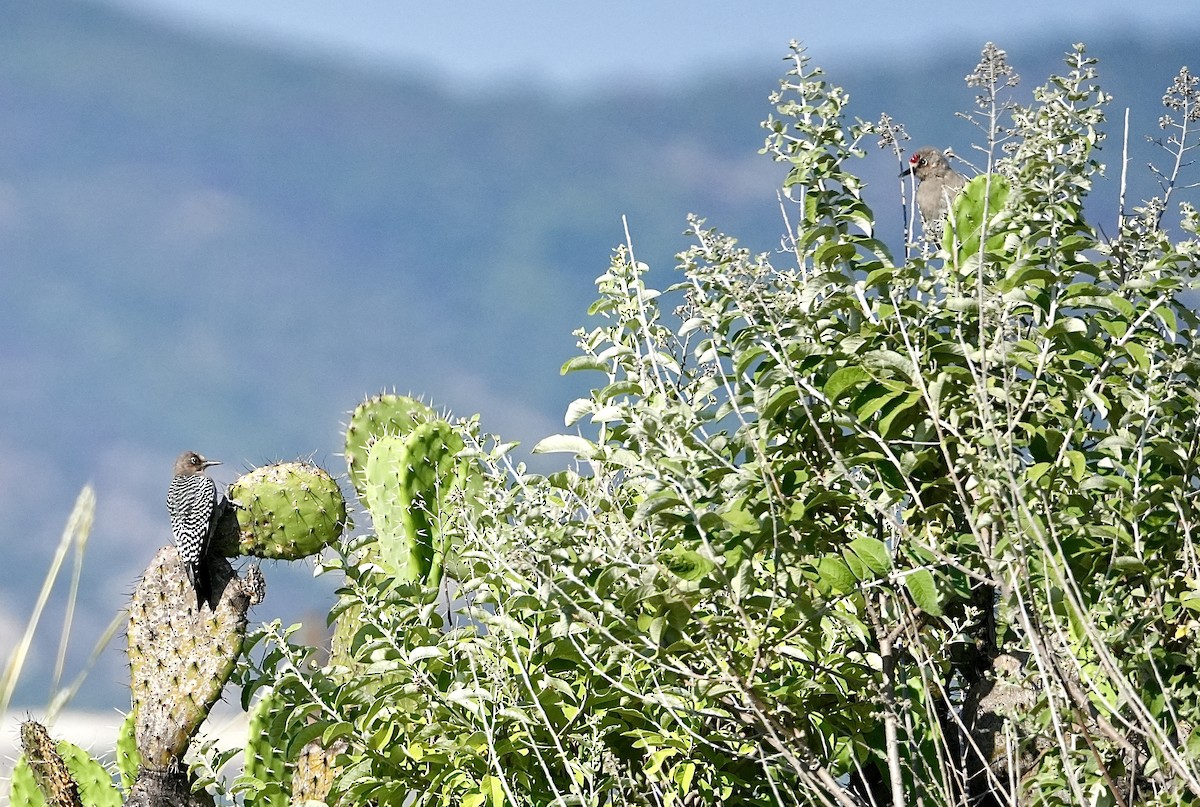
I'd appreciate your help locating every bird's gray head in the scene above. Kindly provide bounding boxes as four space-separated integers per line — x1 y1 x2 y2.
174 451 221 476
900 147 954 182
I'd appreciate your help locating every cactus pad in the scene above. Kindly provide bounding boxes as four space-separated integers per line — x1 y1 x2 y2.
12 721 122 807
225 462 347 560
240 688 292 807
127 547 252 769
116 710 141 791
363 420 478 586
292 738 348 805
15 720 82 807
344 393 437 499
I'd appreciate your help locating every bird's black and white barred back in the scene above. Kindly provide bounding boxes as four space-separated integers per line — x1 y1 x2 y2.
167 451 222 609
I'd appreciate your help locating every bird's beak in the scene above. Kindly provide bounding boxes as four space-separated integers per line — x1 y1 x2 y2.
201 459 222 470
899 165 915 178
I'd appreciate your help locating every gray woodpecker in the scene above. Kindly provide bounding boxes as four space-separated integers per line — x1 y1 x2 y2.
167 451 222 609
900 147 968 224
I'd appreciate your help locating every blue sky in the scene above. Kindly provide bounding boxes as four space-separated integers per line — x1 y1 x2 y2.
99 0 1200 88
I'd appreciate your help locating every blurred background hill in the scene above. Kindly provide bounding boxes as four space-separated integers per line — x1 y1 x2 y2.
2 0 1197 713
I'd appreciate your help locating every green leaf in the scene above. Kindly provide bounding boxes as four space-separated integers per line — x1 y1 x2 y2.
662 549 716 581
824 366 871 402
645 747 678 776
904 569 943 615
853 382 903 421
564 397 593 426
673 761 697 793
532 434 595 457
1182 591 1200 613
482 774 506 807
1124 341 1149 371
634 489 685 523
286 720 330 760
719 507 759 534
1001 264 1059 290
598 380 643 402
322 721 356 746
847 536 891 576
1110 556 1145 575
864 266 895 288
863 349 914 378
876 390 922 437
1027 462 1053 485
1065 450 1086 482
1153 304 1177 332
760 385 800 420
816 554 857 594
946 174 1012 258
815 240 857 266
560 355 608 375
735 344 767 376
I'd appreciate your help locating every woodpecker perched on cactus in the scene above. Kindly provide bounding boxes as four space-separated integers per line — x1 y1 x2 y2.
167 451 222 609
900 146 968 224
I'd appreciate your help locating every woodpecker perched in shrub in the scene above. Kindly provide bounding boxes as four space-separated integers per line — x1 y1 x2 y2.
901 147 968 224
167 451 222 609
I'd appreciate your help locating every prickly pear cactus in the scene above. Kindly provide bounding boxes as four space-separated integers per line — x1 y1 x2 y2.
13 720 82 807
124 768 214 807
363 420 478 586
360 434 417 580
944 173 1013 261
239 688 291 807
221 462 347 559
6 753 42 807
344 393 437 498
239 686 347 805
59 740 119 806
329 596 365 666
291 737 348 805
126 547 255 793
10 720 121 807
116 710 141 791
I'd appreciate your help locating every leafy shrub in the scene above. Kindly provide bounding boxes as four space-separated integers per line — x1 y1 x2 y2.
235 43 1200 807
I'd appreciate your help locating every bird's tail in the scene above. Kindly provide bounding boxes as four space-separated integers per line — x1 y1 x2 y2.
186 560 212 611
196 563 212 611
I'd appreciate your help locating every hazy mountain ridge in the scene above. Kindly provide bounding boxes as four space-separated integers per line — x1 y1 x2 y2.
1 0 1196 709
